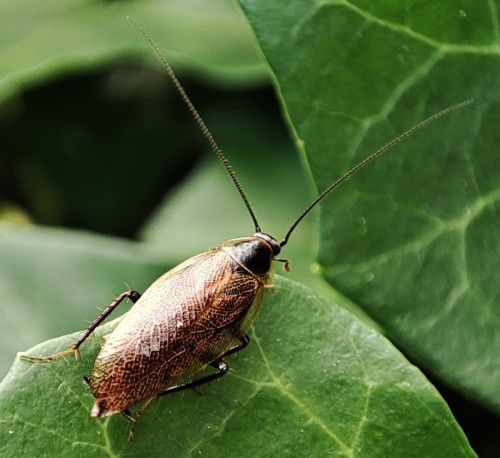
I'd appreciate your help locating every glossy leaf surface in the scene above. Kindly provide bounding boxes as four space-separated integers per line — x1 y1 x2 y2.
0 277 474 457
239 0 500 414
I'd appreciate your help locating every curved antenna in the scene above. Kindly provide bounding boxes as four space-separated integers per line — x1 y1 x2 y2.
280 100 473 247
127 17 261 233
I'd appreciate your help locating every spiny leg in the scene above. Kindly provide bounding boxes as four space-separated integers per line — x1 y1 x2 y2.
123 397 156 442
221 333 250 358
120 361 229 442
161 358 229 399
158 334 250 398
18 290 141 363
120 334 250 441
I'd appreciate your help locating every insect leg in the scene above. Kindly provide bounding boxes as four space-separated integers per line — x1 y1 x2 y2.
157 358 229 399
18 290 141 363
155 334 250 399
71 290 142 358
122 409 136 424
123 397 156 441
123 361 229 441
220 333 250 358
122 335 250 440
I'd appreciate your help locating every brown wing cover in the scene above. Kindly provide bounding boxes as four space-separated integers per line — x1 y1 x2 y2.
88 248 265 416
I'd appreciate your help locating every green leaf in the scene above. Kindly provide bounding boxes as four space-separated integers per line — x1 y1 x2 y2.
0 0 265 104
0 277 474 457
239 0 500 414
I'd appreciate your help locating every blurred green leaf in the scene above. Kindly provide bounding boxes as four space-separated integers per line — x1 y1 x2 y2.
0 277 474 457
239 0 500 414
0 0 268 237
0 0 266 103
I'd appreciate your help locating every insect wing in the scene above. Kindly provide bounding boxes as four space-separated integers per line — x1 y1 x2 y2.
88 247 265 416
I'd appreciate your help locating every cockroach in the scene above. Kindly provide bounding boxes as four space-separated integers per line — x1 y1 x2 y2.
19 19 471 441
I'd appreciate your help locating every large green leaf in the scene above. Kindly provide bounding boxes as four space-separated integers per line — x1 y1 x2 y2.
239 0 500 413
0 277 474 457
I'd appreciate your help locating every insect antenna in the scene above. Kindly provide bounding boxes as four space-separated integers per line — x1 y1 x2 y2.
280 99 473 248
127 16 262 232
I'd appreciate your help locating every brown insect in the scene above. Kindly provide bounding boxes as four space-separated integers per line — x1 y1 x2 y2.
18 19 471 441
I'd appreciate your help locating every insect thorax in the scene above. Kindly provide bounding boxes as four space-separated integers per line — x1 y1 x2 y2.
221 233 280 278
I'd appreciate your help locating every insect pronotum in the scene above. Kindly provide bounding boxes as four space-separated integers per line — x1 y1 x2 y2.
18 18 471 441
